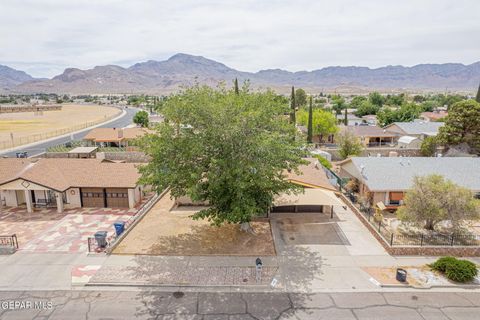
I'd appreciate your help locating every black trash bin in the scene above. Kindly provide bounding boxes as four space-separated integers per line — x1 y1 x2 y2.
113 221 125 236
396 268 407 282
94 231 108 248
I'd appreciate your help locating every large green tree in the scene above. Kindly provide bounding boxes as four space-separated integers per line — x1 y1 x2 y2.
297 109 338 142
290 86 296 124
337 129 363 159
133 110 149 127
437 99 480 154
307 96 313 143
354 100 380 117
376 103 421 126
397 175 479 232
295 88 307 108
331 95 346 115
368 92 384 107
476 82 480 103
139 85 306 231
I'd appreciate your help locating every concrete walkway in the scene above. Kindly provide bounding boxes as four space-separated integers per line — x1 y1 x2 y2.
1 290 480 319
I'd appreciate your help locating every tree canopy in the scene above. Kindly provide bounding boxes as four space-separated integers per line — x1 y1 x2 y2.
295 88 307 108
397 175 479 232
139 85 306 227
354 100 380 117
297 108 338 141
133 110 149 127
337 129 363 159
331 95 346 115
437 99 480 154
376 103 421 126
368 92 384 107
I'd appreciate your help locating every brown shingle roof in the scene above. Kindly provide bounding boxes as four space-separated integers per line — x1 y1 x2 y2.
284 158 336 191
0 158 141 191
340 125 399 138
83 127 151 142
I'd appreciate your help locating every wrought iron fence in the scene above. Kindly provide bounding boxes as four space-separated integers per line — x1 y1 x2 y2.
351 193 480 247
0 234 18 249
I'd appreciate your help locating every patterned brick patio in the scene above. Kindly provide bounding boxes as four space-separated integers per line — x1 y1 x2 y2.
0 197 151 253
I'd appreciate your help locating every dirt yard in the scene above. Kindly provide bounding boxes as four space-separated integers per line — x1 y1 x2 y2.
113 192 276 256
0 104 119 141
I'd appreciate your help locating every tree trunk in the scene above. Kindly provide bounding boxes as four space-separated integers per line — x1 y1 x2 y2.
240 222 256 234
424 220 435 231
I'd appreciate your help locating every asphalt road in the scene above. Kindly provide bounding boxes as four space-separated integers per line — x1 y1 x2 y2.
0 106 139 158
0 290 479 319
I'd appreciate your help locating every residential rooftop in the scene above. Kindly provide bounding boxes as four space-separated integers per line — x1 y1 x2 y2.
340 125 399 138
343 157 480 192
83 127 151 142
0 158 141 191
385 121 444 135
284 157 336 191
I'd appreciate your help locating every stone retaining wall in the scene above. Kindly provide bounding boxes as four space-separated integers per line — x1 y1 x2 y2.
338 194 480 257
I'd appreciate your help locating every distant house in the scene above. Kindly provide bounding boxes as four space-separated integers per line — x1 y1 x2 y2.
335 113 364 126
83 127 151 147
0 158 143 212
384 121 444 139
339 125 399 147
420 111 448 122
362 115 377 126
338 157 480 210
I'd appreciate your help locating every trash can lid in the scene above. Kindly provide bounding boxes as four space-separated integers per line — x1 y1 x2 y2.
94 231 108 236
114 221 125 225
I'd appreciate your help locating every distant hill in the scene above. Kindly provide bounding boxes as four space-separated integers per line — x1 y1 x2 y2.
0 65 36 90
5 53 480 94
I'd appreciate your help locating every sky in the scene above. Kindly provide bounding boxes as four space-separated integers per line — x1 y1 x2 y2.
0 0 479 78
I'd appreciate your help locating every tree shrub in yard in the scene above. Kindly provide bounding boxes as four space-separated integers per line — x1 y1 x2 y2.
430 256 458 273
430 256 478 283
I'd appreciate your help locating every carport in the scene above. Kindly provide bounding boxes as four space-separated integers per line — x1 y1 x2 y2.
272 189 345 214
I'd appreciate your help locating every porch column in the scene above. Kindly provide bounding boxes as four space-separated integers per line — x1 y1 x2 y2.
56 192 64 213
24 190 33 213
128 189 135 209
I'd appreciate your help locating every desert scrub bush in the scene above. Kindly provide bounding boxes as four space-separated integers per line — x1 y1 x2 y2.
429 256 458 273
430 256 478 283
445 259 478 283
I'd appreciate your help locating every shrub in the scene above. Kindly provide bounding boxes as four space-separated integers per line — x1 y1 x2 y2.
313 155 332 169
430 256 478 283
430 256 457 273
445 259 478 283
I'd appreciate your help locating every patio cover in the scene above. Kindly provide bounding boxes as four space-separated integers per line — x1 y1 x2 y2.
273 189 345 207
68 147 98 154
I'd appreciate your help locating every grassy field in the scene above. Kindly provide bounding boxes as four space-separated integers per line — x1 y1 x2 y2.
0 104 119 142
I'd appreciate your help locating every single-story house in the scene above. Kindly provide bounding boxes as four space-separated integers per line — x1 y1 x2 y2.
83 127 151 147
338 157 480 210
384 120 444 138
272 158 344 214
339 125 399 147
0 158 143 212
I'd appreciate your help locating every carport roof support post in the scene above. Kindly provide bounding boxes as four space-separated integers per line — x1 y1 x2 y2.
24 189 33 213
56 191 64 213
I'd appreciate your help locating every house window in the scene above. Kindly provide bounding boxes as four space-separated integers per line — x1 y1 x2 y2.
389 192 404 205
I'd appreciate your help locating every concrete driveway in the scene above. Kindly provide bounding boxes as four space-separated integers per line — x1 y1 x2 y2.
270 207 392 292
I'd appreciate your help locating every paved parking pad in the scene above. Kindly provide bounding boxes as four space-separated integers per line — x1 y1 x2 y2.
0 207 136 253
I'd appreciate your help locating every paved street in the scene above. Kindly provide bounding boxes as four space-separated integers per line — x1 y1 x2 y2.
0 106 138 158
0 290 479 319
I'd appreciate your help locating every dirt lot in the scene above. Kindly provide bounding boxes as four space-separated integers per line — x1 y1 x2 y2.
0 104 119 141
113 192 276 256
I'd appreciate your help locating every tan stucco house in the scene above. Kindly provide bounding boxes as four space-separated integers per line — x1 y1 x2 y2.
338 157 480 211
0 158 143 213
83 127 151 147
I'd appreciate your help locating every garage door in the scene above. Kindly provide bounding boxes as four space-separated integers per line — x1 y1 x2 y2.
81 188 105 207
106 188 129 208
271 205 323 213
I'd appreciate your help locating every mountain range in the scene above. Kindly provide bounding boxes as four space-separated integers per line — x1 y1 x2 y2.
1 53 479 94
